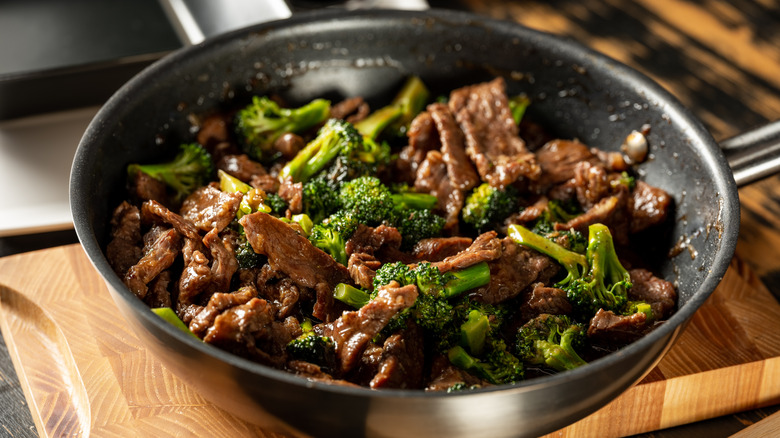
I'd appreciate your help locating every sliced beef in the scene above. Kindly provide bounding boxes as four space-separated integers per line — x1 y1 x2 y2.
588 308 649 344
129 168 168 205
628 268 677 319
202 297 292 367
558 189 630 246
411 236 473 263
449 77 540 188
471 237 559 305
532 139 600 192
189 286 257 337
520 283 572 320
177 243 212 308
369 321 425 389
203 229 239 293
574 161 611 211
258 277 304 319
181 185 242 233
415 150 464 232
124 226 182 299
197 113 231 150
240 212 350 321
216 154 268 182
315 281 418 375
145 270 172 308
142 200 201 240
106 201 143 277
630 180 672 233
277 176 303 215
330 96 370 123
427 102 479 191
347 252 382 290
396 111 439 184
432 231 502 273
426 355 490 391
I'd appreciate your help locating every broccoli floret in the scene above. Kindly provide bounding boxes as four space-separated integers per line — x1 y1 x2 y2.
447 382 481 392
302 178 341 224
234 228 265 269
413 262 491 300
516 314 588 372
339 176 440 228
308 154 376 192
624 300 654 321
128 143 213 203
286 319 337 371
447 341 524 385
308 211 360 265
612 171 637 191
235 96 330 162
372 261 415 292
396 209 446 250
264 193 288 215
508 223 632 316
462 183 520 233
354 75 429 139
280 118 363 183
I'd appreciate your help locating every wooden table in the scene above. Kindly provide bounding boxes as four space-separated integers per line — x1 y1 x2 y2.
1 0 779 436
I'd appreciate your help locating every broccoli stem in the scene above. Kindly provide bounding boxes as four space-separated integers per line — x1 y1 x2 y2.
507 224 587 287
584 223 632 309
218 169 272 218
354 105 403 139
334 283 371 308
151 307 200 339
354 75 429 139
390 192 438 211
508 94 530 125
441 262 491 299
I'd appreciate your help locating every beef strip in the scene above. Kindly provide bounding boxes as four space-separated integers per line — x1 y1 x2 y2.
574 161 611 211
129 168 168 205
315 281 418 375
629 180 672 233
415 150 464 232
181 185 242 233
197 113 231 150
558 189 631 246
145 270 172 308
142 200 201 240
106 201 143 277
258 277 303 319
369 321 425 389
177 244 212 308
411 236 473 263
427 102 479 191
240 212 350 321
431 231 502 273
345 224 412 264
520 282 572 320
273 133 305 160
471 237 559 305
189 286 257 337
531 139 600 193
277 176 303 215
330 96 370 123
449 77 540 188
588 308 649 344
124 226 182 299
216 154 268 182
396 111 439 184
426 355 490 391
628 268 677 319
203 229 239 293
347 252 382 290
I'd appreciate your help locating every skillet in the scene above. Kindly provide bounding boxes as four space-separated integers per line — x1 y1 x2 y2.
69 8 778 437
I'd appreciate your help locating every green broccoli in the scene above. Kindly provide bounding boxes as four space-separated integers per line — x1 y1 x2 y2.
302 178 341 224
127 142 213 203
462 183 520 233
308 211 360 265
447 341 524 385
508 94 530 125
286 318 336 371
338 176 439 228
333 283 371 308
516 314 588 372
354 75 429 139
234 226 265 269
235 96 330 162
264 193 288 215
396 209 446 250
280 118 363 184
508 223 632 316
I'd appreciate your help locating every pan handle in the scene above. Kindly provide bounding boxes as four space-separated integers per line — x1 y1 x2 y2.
720 120 780 187
158 0 429 46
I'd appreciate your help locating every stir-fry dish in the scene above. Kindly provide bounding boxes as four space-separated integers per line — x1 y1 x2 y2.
107 77 676 390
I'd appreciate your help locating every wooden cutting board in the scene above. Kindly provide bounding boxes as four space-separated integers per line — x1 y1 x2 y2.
0 245 778 438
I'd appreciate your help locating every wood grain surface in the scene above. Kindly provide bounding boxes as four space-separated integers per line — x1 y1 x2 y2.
0 245 777 438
